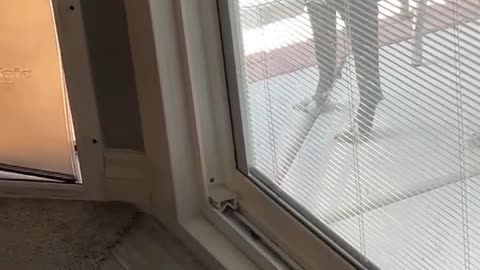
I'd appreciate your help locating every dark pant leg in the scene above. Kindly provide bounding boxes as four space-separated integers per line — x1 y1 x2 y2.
348 0 383 134
306 0 340 102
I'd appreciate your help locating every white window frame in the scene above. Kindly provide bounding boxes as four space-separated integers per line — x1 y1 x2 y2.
0 0 104 201
214 1 372 269
125 0 376 269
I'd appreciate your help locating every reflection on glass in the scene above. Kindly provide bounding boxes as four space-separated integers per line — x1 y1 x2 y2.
233 0 480 268
0 0 76 176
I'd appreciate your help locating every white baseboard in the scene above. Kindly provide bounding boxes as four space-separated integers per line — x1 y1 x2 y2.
104 149 151 212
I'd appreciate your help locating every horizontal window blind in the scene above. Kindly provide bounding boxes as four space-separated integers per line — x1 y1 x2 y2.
228 0 480 268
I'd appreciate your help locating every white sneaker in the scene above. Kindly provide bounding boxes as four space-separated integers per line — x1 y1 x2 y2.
293 96 335 117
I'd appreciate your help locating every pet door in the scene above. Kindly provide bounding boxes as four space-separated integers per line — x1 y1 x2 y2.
0 0 78 183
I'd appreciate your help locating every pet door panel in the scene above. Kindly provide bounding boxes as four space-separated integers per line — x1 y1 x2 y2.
0 0 75 177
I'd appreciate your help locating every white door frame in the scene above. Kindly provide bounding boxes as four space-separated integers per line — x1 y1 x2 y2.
0 0 104 200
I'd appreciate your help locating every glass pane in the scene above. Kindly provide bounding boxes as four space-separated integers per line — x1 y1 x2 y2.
0 0 75 175
225 0 480 268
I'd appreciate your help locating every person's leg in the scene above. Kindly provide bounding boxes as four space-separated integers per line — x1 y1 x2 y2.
296 0 340 115
307 0 337 103
337 0 383 142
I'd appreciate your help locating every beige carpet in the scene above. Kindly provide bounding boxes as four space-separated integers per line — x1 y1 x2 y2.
0 198 138 270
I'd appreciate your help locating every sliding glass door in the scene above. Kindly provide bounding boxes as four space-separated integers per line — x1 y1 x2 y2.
0 0 77 182
221 0 480 268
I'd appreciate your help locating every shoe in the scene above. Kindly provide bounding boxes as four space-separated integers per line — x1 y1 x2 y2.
293 95 335 117
335 126 372 144
336 99 382 144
